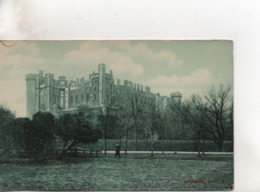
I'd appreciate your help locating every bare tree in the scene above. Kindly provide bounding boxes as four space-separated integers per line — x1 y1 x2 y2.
147 103 163 157
97 107 118 155
127 92 145 151
177 85 233 153
166 100 185 151
118 112 134 155
176 97 207 156
203 85 232 151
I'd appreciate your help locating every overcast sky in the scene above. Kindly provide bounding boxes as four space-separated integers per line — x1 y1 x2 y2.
0 40 233 117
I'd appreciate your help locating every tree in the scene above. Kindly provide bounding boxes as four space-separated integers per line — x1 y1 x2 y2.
164 101 185 151
22 111 56 160
97 109 119 155
176 96 209 156
117 111 134 155
127 92 145 150
147 103 163 157
203 85 232 151
57 112 101 159
176 85 233 153
12 117 31 151
0 106 15 158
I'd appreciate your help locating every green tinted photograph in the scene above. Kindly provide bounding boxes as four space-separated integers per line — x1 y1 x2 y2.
0 40 233 191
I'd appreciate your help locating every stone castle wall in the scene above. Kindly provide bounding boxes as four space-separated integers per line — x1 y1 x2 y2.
26 63 181 118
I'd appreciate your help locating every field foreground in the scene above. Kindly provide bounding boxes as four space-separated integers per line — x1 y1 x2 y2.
0 155 233 191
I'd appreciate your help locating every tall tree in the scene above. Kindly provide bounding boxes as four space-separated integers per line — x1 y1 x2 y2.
97 108 119 155
147 103 163 157
203 85 232 151
24 111 56 160
164 100 185 151
127 92 145 150
117 112 134 155
176 97 208 156
12 117 31 151
0 106 15 158
177 85 233 153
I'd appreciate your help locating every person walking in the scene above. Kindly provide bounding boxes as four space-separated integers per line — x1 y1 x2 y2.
115 144 121 158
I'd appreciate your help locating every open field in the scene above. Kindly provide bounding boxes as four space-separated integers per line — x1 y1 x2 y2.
0 155 233 191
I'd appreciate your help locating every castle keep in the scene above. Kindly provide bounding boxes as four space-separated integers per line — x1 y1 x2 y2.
26 64 182 118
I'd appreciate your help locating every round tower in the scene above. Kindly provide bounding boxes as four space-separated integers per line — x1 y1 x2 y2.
170 92 182 105
98 63 106 105
26 74 37 118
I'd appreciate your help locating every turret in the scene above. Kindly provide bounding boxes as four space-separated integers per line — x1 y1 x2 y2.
171 92 182 105
26 74 37 118
98 63 106 105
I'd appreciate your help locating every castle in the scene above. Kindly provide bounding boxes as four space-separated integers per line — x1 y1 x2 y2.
26 64 182 118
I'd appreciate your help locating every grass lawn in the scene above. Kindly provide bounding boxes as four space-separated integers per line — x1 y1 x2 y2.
0 155 233 191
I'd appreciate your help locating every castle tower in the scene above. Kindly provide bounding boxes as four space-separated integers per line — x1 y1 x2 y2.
98 63 106 105
45 73 55 110
170 92 182 105
35 71 42 112
26 74 37 118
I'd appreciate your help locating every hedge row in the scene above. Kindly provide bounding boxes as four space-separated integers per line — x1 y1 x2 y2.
91 139 233 152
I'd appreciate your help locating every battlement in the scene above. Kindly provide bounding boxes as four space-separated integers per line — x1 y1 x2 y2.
59 76 66 81
171 92 182 97
26 74 37 81
45 73 54 79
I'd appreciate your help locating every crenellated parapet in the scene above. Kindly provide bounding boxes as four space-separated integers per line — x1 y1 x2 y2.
171 92 182 97
25 74 37 81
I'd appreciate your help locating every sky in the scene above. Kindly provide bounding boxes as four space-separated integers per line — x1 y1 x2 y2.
0 40 233 117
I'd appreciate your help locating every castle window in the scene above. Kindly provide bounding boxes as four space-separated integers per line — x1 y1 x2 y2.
94 87 96 92
81 94 84 102
75 95 79 103
86 94 89 102
70 96 73 103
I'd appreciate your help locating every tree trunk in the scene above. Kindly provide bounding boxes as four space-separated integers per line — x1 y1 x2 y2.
135 124 138 151
145 136 148 151
161 129 165 154
162 140 164 154
125 128 128 155
104 122 107 155
58 141 77 160
104 138 107 155
197 129 201 157
197 139 201 157
218 141 224 152
202 139 205 155
151 131 154 157
119 135 122 147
